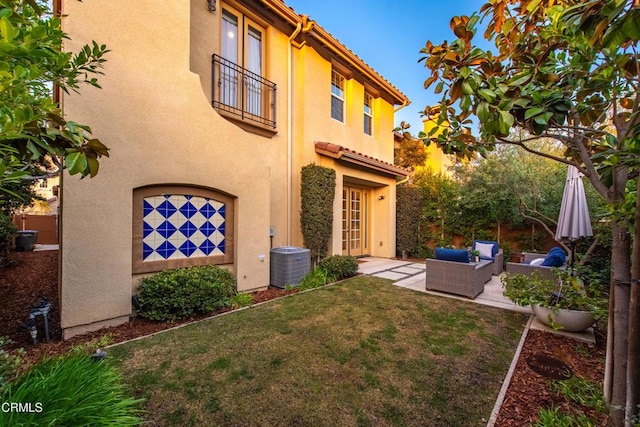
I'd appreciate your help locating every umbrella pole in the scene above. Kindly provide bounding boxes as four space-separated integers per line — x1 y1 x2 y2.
570 241 576 277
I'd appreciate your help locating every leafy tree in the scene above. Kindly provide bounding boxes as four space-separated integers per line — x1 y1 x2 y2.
412 167 460 243
419 0 639 424
394 122 427 170
0 0 109 189
0 168 42 266
455 156 520 241
0 174 40 214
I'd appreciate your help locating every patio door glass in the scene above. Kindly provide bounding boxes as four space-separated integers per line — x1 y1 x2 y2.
342 187 368 256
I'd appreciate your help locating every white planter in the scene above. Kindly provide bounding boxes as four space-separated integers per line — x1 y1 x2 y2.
532 304 595 332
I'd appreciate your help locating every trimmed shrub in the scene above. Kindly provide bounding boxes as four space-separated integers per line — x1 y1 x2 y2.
137 265 236 321
0 355 143 426
318 255 358 280
300 164 336 262
396 184 423 258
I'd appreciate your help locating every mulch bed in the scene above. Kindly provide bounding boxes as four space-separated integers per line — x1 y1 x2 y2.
1 250 608 425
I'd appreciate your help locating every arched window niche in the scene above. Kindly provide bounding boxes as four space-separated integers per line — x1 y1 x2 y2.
133 185 235 274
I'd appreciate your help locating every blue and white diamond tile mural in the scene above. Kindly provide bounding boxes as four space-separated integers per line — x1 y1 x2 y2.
142 194 226 262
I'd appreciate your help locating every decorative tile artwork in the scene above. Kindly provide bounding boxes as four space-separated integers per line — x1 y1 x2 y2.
142 194 226 262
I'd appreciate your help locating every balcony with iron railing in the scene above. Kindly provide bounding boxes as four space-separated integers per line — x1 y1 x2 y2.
212 54 277 135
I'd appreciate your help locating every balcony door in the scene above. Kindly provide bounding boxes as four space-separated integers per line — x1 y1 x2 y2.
221 7 263 117
342 187 369 257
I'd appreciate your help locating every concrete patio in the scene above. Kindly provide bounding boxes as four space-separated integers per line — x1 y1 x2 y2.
357 256 595 344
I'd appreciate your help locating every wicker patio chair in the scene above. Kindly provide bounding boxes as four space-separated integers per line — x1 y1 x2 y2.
425 258 493 299
488 249 504 275
471 240 504 275
505 252 562 281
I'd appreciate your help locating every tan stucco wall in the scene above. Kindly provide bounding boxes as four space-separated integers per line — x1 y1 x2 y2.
288 45 398 257
60 0 289 337
59 0 402 337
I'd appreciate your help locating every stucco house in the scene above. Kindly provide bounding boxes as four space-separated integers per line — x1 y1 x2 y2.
59 0 410 338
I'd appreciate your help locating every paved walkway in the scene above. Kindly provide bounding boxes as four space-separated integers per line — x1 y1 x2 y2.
357 257 529 313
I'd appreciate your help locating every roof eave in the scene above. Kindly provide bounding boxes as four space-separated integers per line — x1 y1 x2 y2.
315 142 410 178
261 0 410 106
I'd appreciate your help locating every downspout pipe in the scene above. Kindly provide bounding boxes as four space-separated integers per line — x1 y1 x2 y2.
286 22 302 245
286 17 314 245
395 174 411 186
395 100 411 186
394 100 410 113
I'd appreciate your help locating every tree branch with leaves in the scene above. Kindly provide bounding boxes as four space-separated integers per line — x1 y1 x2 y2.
418 1 639 424
0 0 109 190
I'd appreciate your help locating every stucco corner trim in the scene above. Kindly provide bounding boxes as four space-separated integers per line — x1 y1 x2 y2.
314 141 410 178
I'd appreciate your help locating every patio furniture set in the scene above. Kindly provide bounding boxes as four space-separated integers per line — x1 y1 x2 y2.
425 242 568 299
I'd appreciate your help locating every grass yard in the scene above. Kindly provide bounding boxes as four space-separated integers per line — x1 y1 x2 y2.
109 276 528 426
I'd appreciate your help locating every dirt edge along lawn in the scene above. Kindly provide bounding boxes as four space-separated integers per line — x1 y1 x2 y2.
108 276 528 427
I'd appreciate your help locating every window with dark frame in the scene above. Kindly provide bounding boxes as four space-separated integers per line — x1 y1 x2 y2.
364 92 373 135
331 70 345 122
213 5 276 130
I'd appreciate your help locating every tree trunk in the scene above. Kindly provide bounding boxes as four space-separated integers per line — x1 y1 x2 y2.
607 221 632 427
626 176 640 425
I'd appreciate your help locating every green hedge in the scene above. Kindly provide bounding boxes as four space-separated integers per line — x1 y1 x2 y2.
396 184 423 257
136 265 236 321
300 164 336 262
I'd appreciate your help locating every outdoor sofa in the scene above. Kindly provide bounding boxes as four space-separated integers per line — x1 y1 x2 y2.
426 248 493 299
505 247 568 281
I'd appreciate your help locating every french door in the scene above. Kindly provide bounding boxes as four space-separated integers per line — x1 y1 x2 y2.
220 7 264 116
342 187 369 256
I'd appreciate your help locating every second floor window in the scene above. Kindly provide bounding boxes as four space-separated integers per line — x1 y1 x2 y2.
221 8 264 117
364 92 373 135
331 70 345 122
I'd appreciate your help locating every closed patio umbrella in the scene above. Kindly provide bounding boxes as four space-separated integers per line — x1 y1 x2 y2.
555 165 593 272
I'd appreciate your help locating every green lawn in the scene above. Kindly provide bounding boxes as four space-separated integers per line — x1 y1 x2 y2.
109 276 528 427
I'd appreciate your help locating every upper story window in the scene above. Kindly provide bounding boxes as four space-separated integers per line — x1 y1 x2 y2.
364 92 373 136
331 70 345 122
213 6 276 132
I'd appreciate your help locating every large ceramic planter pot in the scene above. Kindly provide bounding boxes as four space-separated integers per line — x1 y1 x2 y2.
532 304 595 332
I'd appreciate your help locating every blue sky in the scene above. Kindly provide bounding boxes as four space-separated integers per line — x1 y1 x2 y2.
285 0 488 131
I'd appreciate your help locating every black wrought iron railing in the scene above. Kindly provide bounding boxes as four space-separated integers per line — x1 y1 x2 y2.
212 54 276 129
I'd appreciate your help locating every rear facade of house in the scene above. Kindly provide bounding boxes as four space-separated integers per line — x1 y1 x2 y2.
59 0 409 338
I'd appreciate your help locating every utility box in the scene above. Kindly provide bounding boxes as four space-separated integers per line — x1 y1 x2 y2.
270 246 311 288
15 230 39 252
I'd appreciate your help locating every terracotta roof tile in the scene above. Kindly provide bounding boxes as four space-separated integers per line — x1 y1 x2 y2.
314 141 410 177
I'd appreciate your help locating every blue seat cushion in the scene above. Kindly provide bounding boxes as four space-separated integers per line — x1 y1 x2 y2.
435 248 470 263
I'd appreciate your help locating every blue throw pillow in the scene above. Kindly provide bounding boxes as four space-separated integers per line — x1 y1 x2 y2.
541 253 565 267
547 247 566 258
435 248 470 263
